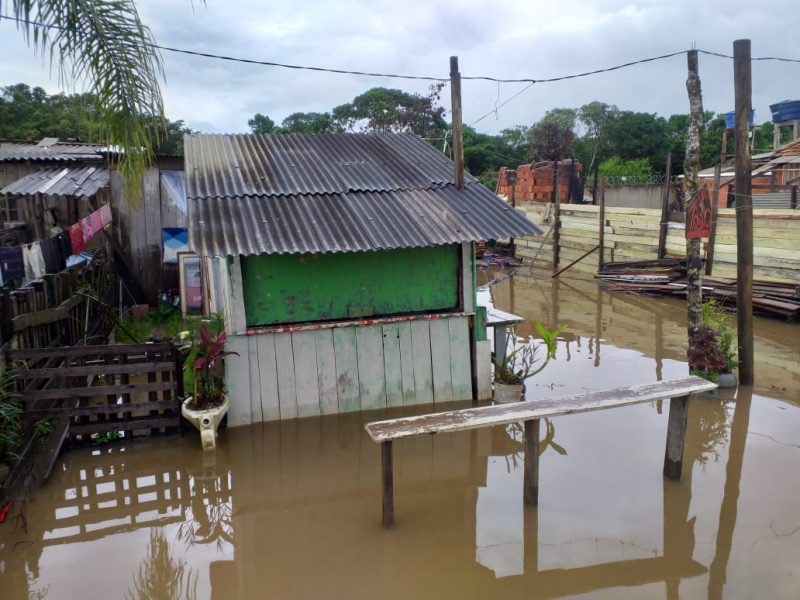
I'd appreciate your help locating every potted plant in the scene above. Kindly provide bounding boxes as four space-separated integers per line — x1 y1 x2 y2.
181 321 239 450
688 301 738 387
493 322 562 403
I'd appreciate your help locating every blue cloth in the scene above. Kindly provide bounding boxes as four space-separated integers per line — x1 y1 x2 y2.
162 228 189 264
0 246 25 281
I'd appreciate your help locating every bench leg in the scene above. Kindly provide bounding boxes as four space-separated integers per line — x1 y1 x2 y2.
664 394 689 480
524 419 540 505
382 440 394 526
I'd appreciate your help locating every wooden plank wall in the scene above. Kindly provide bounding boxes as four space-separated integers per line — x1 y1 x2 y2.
224 316 473 426
513 202 800 282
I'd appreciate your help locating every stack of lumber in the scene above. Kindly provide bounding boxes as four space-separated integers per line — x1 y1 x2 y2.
598 260 800 320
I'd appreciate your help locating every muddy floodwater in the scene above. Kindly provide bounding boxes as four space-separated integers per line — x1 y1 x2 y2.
1 270 799 599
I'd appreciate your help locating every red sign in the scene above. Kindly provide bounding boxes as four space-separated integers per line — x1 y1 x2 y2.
686 188 712 239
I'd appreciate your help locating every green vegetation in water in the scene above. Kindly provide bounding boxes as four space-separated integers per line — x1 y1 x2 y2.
493 322 564 385
114 301 204 344
96 430 122 445
33 419 54 440
0 369 23 468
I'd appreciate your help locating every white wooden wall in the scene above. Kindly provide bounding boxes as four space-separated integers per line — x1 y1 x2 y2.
224 316 473 426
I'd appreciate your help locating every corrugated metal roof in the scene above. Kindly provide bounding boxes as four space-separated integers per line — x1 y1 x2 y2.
0 141 103 162
0 166 109 198
185 132 477 199
186 132 540 257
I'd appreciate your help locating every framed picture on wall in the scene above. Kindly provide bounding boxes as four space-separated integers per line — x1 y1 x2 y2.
178 252 203 317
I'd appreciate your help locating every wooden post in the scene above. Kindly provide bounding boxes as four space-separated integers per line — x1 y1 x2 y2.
449 56 465 191
663 394 689 479
684 50 704 337
382 440 394 526
657 152 673 259
791 185 797 210
598 180 606 270
591 161 600 205
706 162 722 275
508 170 516 255
552 161 561 275
734 39 754 385
523 418 540 505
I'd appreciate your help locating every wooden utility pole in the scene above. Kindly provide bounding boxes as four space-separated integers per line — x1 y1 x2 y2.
734 39 754 384
706 163 722 275
657 152 673 259
684 50 704 337
552 160 561 274
449 56 465 190
598 180 606 269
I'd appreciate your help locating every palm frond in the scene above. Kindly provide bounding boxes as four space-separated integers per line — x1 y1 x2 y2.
7 0 165 206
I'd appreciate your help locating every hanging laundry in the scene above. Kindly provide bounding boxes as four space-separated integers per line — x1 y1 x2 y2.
69 222 86 254
0 245 25 281
23 243 46 280
98 203 112 227
80 210 103 243
41 235 64 274
56 229 72 260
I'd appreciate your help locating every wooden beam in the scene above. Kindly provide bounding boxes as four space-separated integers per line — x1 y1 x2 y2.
365 376 716 442
734 39 754 384
382 440 394 527
657 152 673 259
706 162 722 275
449 56 464 190
523 418 540 505
663 394 689 479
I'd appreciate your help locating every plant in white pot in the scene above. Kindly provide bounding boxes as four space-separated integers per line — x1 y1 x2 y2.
493 323 562 403
181 322 239 450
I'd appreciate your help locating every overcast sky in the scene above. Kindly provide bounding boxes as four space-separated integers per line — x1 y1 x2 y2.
1 0 799 135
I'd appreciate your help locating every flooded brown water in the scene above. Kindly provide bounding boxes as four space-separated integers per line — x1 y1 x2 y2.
1 270 799 599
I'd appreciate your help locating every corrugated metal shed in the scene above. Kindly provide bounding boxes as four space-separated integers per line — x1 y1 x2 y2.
186 133 540 257
0 141 103 162
1 166 109 198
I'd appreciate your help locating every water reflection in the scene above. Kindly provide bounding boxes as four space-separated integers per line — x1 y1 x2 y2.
2 272 799 599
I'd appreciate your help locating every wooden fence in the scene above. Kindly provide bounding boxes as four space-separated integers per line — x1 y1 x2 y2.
8 342 183 439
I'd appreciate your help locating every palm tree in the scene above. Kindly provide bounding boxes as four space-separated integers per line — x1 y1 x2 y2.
3 0 165 204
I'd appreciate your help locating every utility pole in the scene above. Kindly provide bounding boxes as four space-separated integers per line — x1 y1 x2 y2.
449 56 464 190
552 160 561 274
685 50 704 337
734 40 754 384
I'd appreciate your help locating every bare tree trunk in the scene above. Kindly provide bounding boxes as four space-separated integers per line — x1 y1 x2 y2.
685 50 704 337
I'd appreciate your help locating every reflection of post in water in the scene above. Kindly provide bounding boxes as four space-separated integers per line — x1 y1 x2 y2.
594 286 602 368
708 386 752 600
655 310 664 381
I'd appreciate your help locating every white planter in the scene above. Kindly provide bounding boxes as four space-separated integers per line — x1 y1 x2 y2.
494 382 524 403
181 396 229 450
718 372 737 388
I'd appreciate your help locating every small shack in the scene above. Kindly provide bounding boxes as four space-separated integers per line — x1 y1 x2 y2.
184 132 540 425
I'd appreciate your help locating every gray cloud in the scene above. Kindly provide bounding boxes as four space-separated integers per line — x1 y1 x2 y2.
1 0 799 135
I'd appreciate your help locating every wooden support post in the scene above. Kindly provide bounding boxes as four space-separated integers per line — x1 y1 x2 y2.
523 418 540 505
508 170 516 255
598 180 606 270
734 39 754 385
657 153 673 259
791 185 797 210
552 161 561 275
663 394 689 480
449 56 465 191
684 50 704 336
382 440 394 526
706 163 722 276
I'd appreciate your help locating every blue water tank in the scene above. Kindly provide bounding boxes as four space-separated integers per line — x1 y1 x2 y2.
724 110 755 129
770 100 800 123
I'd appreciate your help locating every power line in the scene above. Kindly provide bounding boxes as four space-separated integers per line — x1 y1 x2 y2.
3 15 798 84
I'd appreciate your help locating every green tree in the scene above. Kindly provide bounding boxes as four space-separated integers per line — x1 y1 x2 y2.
5 0 165 204
247 113 276 134
598 156 653 178
280 112 340 133
576 101 618 175
331 85 446 137
604 111 671 173
528 108 576 161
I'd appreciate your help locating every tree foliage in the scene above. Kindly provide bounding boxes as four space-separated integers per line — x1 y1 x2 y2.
4 0 166 205
0 83 192 155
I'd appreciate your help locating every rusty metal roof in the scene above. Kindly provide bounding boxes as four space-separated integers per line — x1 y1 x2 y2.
1 166 109 198
0 141 104 162
186 132 540 257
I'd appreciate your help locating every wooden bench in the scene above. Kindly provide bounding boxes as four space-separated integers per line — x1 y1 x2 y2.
365 376 716 526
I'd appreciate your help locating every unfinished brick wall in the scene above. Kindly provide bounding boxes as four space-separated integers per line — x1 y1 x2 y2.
496 160 583 203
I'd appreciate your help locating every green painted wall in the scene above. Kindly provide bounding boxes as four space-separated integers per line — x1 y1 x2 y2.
242 246 459 326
